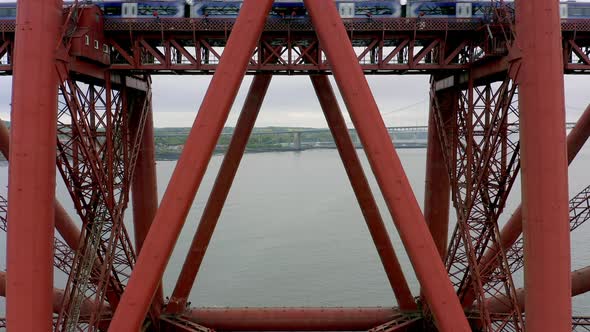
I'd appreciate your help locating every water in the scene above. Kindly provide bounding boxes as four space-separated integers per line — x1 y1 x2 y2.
0 145 589 313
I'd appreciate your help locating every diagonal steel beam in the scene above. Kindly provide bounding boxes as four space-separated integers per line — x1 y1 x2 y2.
310 75 416 311
302 1 469 331
166 74 272 314
108 1 274 330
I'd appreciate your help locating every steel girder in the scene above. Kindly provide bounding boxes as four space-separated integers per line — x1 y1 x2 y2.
505 185 590 275
431 62 523 331
53 69 151 331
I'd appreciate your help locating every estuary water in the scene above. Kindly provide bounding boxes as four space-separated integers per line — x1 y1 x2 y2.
0 145 590 314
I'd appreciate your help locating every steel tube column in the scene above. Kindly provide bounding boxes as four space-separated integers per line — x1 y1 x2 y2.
310 75 416 311
167 74 272 313
423 91 453 258
463 103 590 308
517 0 571 329
303 1 469 330
184 307 397 331
0 119 81 249
108 1 274 330
132 109 159 253
7 0 62 330
131 107 164 314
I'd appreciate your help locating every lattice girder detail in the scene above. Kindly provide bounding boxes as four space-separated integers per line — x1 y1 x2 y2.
431 62 524 331
506 184 590 275
53 69 151 331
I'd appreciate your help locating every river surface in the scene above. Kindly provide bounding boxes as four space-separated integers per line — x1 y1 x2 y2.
0 146 590 314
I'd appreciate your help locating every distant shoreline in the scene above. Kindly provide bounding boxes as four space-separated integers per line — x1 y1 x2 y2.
155 145 427 161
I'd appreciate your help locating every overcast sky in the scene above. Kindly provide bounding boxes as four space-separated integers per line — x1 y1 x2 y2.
1 0 589 128
0 74 588 128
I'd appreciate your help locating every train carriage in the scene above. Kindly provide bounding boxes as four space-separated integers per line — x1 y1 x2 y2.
99 1 185 18
0 0 588 20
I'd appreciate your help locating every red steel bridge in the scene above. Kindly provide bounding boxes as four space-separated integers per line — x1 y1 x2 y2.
2 0 590 331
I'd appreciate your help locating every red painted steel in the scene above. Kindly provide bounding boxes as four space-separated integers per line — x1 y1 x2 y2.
54 74 141 330
108 2 274 330
566 104 590 163
167 74 272 314
424 91 453 259
132 109 159 254
6 0 62 330
571 266 590 297
183 307 398 331
310 75 416 311
3 1 590 329
131 105 165 317
487 265 590 314
0 118 82 250
0 272 107 316
302 1 469 330
517 0 572 329
463 102 590 308
433 68 524 330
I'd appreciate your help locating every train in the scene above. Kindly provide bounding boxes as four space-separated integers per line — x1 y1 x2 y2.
0 1 589 20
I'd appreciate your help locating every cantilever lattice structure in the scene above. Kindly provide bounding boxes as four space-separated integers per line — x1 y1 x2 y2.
2 0 590 331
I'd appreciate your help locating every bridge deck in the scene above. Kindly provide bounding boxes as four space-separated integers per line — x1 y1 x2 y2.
1 18 590 76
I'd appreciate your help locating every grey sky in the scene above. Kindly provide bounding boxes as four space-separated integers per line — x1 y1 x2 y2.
0 74 588 128
0 0 589 127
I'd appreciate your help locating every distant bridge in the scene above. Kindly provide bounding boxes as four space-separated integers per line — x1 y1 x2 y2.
156 123 579 151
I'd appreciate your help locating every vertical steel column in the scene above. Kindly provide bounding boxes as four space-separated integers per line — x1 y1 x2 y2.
7 0 62 330
131 108 158 255
303 1 469 330
516 0 571 329
310 75 416 311
131 106 164 314
0 119 81 249
108 1 274 330
424 91 453 259
166 74 272 313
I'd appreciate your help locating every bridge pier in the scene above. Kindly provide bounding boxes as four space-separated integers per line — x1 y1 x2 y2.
293 132 302 150
6 0 62 330
517 0 572 329
131 94 165 319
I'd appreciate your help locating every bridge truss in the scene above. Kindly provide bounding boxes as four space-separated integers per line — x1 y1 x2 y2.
1 0 590 331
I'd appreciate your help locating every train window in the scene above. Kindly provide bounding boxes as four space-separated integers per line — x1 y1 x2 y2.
103 44 109 54
339 3 355 18
102 5 122 17
138 3 179 16
122 3 138 18
0 7 16 17
560 4 568 19
94 40 99 50
569 5 590 17
456 3 472 18
84 35 90 46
